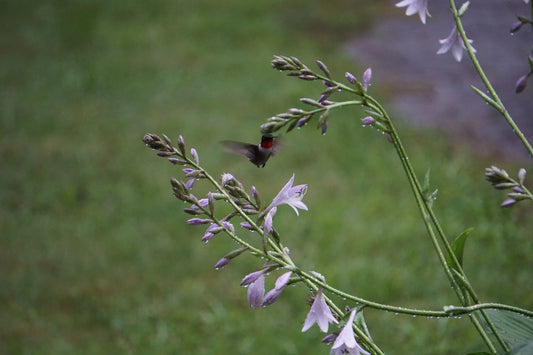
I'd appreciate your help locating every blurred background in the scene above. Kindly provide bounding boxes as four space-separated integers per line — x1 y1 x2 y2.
1 0 532 354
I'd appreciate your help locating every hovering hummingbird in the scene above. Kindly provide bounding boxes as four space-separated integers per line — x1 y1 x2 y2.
221 135 280 167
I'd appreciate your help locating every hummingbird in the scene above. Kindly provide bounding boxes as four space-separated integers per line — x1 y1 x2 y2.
221 135 280 167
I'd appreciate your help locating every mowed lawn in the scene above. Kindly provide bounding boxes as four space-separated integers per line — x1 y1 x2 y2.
1 1 532 354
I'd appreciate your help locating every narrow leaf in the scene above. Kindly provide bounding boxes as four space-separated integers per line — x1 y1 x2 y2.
354 309 373 342
446 228 474 270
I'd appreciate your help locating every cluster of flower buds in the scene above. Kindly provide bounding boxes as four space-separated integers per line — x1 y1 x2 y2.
271 55 318 80
485 166 531 207
263 57 375 136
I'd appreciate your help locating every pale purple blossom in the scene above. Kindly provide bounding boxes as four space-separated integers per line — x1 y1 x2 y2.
240 221 255 231
185 198 209 214
266 174 308 215
214 257 230 269
202 223 219 242
515 74 529 93
240 268 268 286
501 198 517 208
330 309 369 355
262 271 292 306
345 72 357 85
395 0 430 24
362 68 372 91
221 173 235 186
437 26 476 62
302 288 338 332
263 207 277 234
247 274 265 308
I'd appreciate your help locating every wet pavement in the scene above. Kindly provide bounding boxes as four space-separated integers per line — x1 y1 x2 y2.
345 0 533 160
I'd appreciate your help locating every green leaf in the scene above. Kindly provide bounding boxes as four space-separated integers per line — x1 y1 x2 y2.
445 228 474 270
354 308 373 342
482 309 533 353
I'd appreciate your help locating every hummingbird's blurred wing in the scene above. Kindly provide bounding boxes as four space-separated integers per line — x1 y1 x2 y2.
270 139 283 156
220 141 259 160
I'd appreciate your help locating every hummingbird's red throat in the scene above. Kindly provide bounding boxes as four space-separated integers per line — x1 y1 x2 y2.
260 139 273 149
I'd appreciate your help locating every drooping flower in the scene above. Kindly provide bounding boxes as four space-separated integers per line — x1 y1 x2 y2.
395 0 430 24
302 288 338 333
437 26 476 62
262 271 292 306
247 274 265 308
240 268 268 286
263 207 277 234
362 68 372 91
330 309 370 355
266 174 308 215
241 269 268 308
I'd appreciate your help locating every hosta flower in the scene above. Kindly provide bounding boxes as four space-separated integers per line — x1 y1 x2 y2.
263 207 277 234
247 274 265 308
362 68 372 91
266 174 308 215
437 26 476 62
302 288 338 332
395 0 430 24
330 310 369 355
262 271 292 306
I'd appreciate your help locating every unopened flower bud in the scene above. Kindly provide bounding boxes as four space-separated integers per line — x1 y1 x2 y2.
214 257 231 269
316 60 331 78
190 148 199 165
252 186 261 207
187 218 212 225
345 72 357 84
240 268 268 286
296 115 311 128
362 68 372 90
168 158 187 165
518 168 526 183
361 116 376 126
510 20 524 34
300 98 324 108
501 198 517 208
240 221 255 231
515 74 528 93
322 333 337 344
177 135 186 155
321 121 328 135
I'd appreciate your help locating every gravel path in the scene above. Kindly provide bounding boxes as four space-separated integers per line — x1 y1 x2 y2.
345 0 532 160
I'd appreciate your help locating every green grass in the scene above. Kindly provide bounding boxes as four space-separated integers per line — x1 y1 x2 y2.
1 0 532 354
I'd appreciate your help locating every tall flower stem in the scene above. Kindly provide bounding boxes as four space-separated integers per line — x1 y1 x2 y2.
363 93 505 353
449 0 533 158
